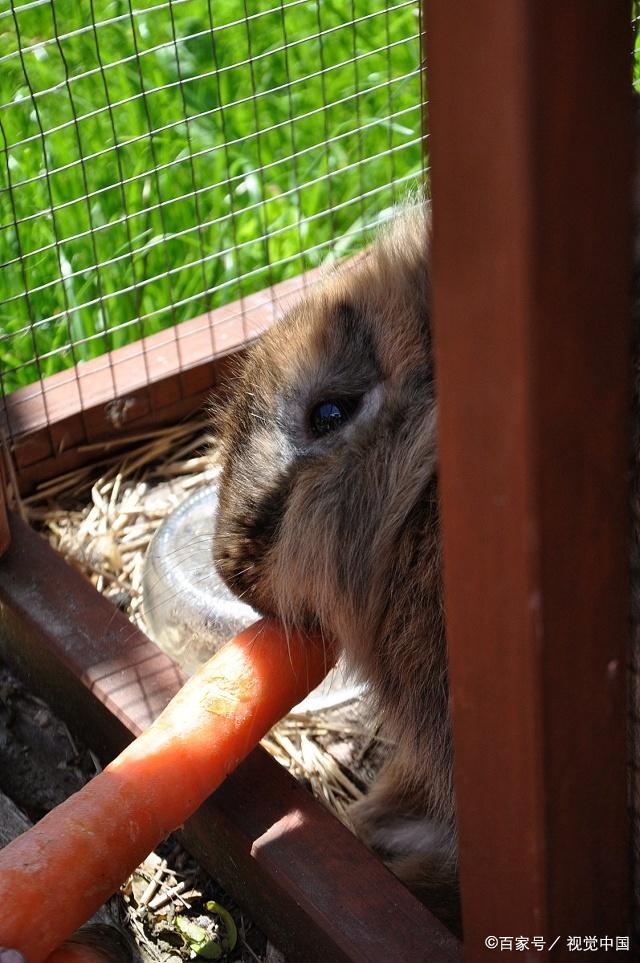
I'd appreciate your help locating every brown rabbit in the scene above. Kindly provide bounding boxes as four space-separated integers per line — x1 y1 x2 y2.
214 204 460 927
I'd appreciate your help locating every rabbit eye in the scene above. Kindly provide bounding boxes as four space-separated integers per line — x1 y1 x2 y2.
308 400 352 438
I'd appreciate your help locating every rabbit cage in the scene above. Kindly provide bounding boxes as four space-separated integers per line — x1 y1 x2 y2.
0 1 634 961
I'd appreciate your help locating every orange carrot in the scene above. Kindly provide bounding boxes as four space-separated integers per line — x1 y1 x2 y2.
0 620 334 962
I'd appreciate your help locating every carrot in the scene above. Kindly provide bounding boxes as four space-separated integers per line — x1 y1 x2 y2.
0 620 334 963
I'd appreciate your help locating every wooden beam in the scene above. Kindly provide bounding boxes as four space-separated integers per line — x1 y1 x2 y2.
1 268 323 494
0 463 9 558
0 512 461 962
0 790 30 851
426 1 632 956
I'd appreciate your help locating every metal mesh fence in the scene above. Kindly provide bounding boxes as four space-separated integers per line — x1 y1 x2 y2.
0 0 425 403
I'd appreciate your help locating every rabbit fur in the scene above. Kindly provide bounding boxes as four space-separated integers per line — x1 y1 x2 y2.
213 204 460 927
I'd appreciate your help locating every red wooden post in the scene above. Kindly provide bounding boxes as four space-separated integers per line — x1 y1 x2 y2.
0 449 10 558
426 2 633 958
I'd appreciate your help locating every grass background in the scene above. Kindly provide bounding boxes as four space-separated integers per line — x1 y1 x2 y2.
0 0 423 393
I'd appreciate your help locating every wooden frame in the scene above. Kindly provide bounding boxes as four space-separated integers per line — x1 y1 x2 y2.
426 0 632 955
0 466 9 557
0 2 635 959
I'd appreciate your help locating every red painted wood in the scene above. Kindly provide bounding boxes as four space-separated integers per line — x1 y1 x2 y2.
0 466 9 558
426 2 632 958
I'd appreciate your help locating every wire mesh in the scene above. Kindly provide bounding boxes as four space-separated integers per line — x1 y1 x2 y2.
0 0 425 412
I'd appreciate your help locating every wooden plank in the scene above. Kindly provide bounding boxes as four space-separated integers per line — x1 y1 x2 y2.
0 791 30 851
1 268 323 493
425 1 632 956
11 362 236 496
0 460 9 557
182 740 460 963
0 512 461 962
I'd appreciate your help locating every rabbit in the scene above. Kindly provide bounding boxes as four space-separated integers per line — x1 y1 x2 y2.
213 203 460 929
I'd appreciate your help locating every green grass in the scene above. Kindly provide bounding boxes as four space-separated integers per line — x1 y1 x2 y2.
0 0 423 392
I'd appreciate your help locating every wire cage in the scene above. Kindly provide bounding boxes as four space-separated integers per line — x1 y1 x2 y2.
0 0 426 493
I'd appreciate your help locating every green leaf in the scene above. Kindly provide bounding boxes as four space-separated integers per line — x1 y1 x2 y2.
175 915 223 960
205 901 238 953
